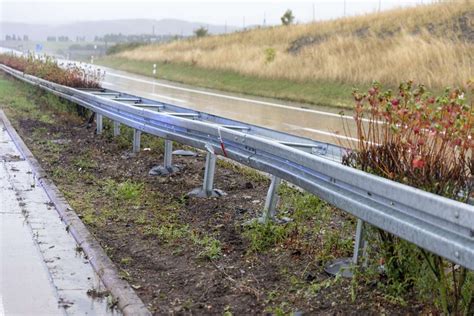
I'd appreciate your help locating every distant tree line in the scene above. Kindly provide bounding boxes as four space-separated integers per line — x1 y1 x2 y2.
46 36 70 42
94 33 183 44
5 34 28 41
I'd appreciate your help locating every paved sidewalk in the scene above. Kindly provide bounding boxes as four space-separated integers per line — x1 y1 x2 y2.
0 118 118 315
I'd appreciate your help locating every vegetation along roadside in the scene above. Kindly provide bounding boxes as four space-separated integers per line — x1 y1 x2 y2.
1 71 445 314
1 25 473 311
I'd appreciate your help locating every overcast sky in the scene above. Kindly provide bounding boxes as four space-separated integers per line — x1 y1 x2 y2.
1 0 434 26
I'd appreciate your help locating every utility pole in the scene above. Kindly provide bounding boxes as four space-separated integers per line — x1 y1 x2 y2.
225 20 227 34
263 12 266 27
344 0 347 17
243 16 245 30
378 0 382 12
313 3 315 22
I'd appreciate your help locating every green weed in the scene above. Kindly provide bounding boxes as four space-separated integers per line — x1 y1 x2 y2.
103 179 144 202
190 232 222 260
242 220 290 253
143 224 189 242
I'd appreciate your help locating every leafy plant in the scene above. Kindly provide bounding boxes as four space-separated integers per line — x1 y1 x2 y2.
0 53 103 88
343 80 472 201
342 80 474 314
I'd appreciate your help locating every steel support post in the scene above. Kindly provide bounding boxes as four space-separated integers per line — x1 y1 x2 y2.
164 139 173 168
262 175 281 222
203 152 216 195
113 121 120 136
132 129 141 153
188 152 225 198
352 219 367 265
96 113 103 134
324 219 367 278
245 175 291 225
148 140 180 176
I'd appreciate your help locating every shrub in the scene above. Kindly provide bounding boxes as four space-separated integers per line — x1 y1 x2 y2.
264 48 276 64
342 80 473 314
0 53 102 88
343 80 472 201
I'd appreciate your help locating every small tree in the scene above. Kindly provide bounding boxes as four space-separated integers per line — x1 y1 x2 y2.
281 9 295 26
194 26 208 38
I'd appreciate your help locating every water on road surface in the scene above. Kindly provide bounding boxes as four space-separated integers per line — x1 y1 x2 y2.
0 47 358 146
0 116 118 316
97 65 357 146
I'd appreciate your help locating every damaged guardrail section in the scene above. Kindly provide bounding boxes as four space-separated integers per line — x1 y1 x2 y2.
1 64 473 271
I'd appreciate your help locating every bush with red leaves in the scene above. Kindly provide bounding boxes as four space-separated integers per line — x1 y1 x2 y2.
0 53 102 89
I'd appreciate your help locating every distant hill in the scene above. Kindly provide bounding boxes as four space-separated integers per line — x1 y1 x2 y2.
0 19 239 41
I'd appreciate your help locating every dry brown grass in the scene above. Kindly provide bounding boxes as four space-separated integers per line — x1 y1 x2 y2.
118 1 474 89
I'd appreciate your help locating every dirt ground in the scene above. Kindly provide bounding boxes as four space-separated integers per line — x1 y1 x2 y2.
3 84 431 315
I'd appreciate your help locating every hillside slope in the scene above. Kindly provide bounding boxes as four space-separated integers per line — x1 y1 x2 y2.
102 2 473 107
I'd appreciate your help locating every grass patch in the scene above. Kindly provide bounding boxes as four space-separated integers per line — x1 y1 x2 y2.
190 232 222 260
143 224 189 242
243 220 290 253
103 179 144 202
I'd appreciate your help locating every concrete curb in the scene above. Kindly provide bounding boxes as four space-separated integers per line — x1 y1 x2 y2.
0 110 151 316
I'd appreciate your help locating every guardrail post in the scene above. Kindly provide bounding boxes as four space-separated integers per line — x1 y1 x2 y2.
324 219 367 278
96 113 103 134
188 151 226 198
149 140 180 176
113 121 120 136
261 175 281 223
244 175 291 225
132 129 141 153
352 219 367 266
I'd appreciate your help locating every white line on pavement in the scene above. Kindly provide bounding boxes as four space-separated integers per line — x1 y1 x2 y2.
300 127 359 142
150 93 186 103
104 72 353 120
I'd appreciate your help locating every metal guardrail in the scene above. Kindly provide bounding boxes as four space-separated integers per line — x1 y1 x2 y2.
1 64 473 271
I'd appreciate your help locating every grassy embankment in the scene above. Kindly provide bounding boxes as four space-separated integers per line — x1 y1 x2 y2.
98 2 473 108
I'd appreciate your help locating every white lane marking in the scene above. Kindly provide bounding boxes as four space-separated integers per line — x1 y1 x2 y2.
301 127 359 142
104 72 353 120
150 93 186 103
102 82 186 103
